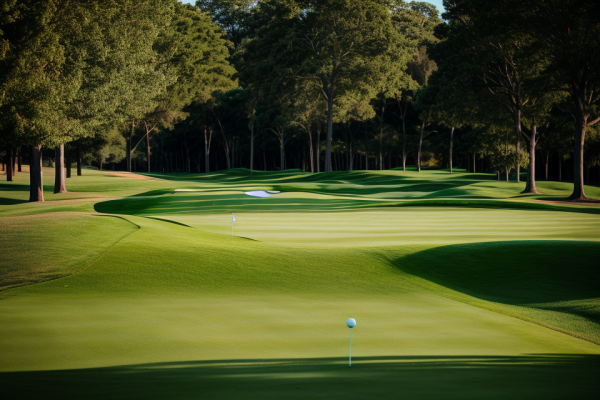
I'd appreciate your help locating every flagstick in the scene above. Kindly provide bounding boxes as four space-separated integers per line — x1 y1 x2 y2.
346 318 356 367
349 329 352 367
231 219 233 243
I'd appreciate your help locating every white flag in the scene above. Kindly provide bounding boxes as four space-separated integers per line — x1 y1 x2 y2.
232 212 235 222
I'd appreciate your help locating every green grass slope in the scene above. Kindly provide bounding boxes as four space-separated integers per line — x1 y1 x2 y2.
389 241 600 344
1 167 599 399
0 213 137 289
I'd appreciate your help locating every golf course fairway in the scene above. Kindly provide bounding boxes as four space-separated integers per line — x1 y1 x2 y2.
1 168 599 399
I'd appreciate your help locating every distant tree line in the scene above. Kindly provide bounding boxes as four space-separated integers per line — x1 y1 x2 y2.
1 0 599 201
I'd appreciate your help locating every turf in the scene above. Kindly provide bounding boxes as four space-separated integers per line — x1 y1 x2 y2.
1 167 599 399
0 213 137 290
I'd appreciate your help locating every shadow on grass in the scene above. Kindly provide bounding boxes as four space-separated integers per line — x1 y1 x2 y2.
3 355 599 400
0 183 30 205
94 193 375 215
395 241 600 307
144 168 497 186
394 240 600 344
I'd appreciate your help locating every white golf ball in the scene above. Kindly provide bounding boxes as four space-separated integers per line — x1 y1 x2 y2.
346 318 356 328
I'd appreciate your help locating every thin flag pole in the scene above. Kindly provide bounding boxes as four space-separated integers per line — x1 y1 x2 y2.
346 318 355 367
349 329 352 367
231 212 235 243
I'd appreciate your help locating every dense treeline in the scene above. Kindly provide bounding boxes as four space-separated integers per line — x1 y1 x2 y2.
1 0 599 201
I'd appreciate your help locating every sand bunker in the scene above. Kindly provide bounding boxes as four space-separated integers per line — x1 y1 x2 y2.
245 190 271 198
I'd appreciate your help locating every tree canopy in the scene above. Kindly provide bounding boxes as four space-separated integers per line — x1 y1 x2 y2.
3 0 600 201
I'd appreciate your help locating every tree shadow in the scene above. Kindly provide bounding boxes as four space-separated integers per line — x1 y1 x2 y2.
0 183 31 205
393 241 600 321
3 354 599 400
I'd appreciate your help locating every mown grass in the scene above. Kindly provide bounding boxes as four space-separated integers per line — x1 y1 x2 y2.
389 241 600 344
4 355 600 400
1 166 599 399
0 213 137 290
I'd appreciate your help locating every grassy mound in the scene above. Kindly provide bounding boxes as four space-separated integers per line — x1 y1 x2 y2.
392 241 600 343
0 213 137 290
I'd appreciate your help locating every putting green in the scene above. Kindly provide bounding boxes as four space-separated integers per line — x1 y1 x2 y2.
148 207 600 246
1 167 599 399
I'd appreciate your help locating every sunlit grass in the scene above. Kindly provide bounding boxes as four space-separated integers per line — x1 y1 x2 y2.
1 166 599 399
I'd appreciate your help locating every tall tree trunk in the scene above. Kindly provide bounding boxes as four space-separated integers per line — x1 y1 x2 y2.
401 112 407 172
76 147 82 176
11 148 16 176
473 153 476 173
523 123 538 194
325 87 334 172
250 121 255 176
29 145 44 202
308 128 314 173
280 139 285 171
146 130 151 172
545 152 549 181
449 127 454 173
17 148 22 172
334 150 339 171
220 133 231 169
316 123 321 173
184 145 191 173
204 128 211 173
568 83 590 200
365 123 369 171
231 141 235 169
515 110 522 182
5 147 13 181
558 155 562 182
417 121 425 172
127 119 134 172
54 144 67 193
348 143 353 172
159 139 164 173
379 106 384 171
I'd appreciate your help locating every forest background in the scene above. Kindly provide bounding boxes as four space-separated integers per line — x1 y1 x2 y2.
1 0 599 201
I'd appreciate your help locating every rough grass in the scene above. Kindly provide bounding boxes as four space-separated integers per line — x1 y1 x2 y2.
1 166 599 399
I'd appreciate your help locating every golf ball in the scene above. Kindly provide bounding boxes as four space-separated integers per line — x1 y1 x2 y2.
346 318 356 328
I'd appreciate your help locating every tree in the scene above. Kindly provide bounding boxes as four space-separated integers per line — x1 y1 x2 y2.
516 0 600 200
390 1 440 171
0 0 81 201
257 90 295 171
245 0 407 172
292 83 327 173
335 95 374 171
195 0 255 50
148 2 237 173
